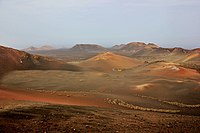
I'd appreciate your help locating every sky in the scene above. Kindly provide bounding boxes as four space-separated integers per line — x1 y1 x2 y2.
0 0 200 49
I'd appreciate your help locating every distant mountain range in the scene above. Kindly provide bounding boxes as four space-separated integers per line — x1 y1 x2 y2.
22 42 200 62
1 43 200 77
23 45 54 51
23 42 159 52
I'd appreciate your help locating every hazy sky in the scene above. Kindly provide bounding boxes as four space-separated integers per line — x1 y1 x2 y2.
0 0 200 49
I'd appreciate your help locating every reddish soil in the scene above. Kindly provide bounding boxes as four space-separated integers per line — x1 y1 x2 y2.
149 66 200 79
0 87 111 109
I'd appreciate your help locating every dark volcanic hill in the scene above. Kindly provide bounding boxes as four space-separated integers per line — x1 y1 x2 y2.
70 44 107 52
111 42 159 56
111 44 126 50
0 45 80 78
114 42 159 51
110 42 198 62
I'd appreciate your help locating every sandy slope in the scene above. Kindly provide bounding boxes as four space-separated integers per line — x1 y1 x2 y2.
80 52 142 71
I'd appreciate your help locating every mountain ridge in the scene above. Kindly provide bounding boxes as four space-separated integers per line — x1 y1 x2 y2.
0 45 81 78
23 45 54 51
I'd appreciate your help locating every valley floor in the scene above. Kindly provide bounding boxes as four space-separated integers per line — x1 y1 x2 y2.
0 64 200 132
0 104 200 133
0 86 200 133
